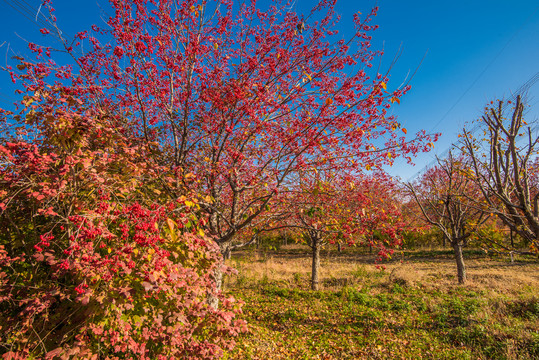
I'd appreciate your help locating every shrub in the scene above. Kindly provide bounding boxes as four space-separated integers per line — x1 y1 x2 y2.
0 101 245 358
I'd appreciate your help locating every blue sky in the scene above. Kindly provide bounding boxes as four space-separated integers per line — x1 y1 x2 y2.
1 0 538 180
367 0 539 180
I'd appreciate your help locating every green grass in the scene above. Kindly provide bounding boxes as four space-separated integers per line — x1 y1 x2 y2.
224 249 539 359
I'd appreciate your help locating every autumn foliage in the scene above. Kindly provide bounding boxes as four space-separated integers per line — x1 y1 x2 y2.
0 0 434 257
0 87 244 357
0 0 437 356
272 171 406 289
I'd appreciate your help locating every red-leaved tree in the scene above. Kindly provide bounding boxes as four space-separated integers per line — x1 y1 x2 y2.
7 0 435 256
278 170 406 289
3 0 438 315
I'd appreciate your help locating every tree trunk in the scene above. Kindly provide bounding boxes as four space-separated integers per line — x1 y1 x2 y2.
337 243 342 252
311 236 321 291
223 246 231 260
452 242 466 284
207 262 224 309
207 242 228 309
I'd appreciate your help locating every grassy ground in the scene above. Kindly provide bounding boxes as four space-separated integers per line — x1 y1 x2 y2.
223 245 539 359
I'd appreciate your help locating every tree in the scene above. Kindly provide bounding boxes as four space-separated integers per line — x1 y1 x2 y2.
460 95 539 253
4 1 437 311
8 0 433 254
282 171 405 290
399 191 443 248
405 152 487 284
285 171 349 291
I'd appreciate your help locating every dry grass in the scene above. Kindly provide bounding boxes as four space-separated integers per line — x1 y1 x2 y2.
224 246 539 359
226 245 539 294
386 258 539 295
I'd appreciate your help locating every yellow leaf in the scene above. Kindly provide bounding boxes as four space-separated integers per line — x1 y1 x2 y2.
390 96 400 104
133 248 139 256
166 219 178 242
167 218 176 231
366 164 371 171
108 248 112 254
213 43 218 50
380 82 387 90
304 71 312 81
198 229 205 237
185 200 195 207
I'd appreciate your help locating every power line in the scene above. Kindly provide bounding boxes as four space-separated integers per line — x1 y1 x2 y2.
407 71 539 182
1 0 55 32
427 4 539 134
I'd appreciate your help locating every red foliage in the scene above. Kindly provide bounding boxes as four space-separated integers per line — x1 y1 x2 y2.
284 171 406 261
5 0 436 253
0 0 438 354
0 91 244 357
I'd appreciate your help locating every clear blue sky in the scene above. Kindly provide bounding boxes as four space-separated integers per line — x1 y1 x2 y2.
1 0 538 180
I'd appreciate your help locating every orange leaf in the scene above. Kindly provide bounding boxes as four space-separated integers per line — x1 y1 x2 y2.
325 98 333 106
402 128 407 134
167 218 176 231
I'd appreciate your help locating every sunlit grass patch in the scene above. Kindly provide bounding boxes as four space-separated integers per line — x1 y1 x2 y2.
224 248 539 359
